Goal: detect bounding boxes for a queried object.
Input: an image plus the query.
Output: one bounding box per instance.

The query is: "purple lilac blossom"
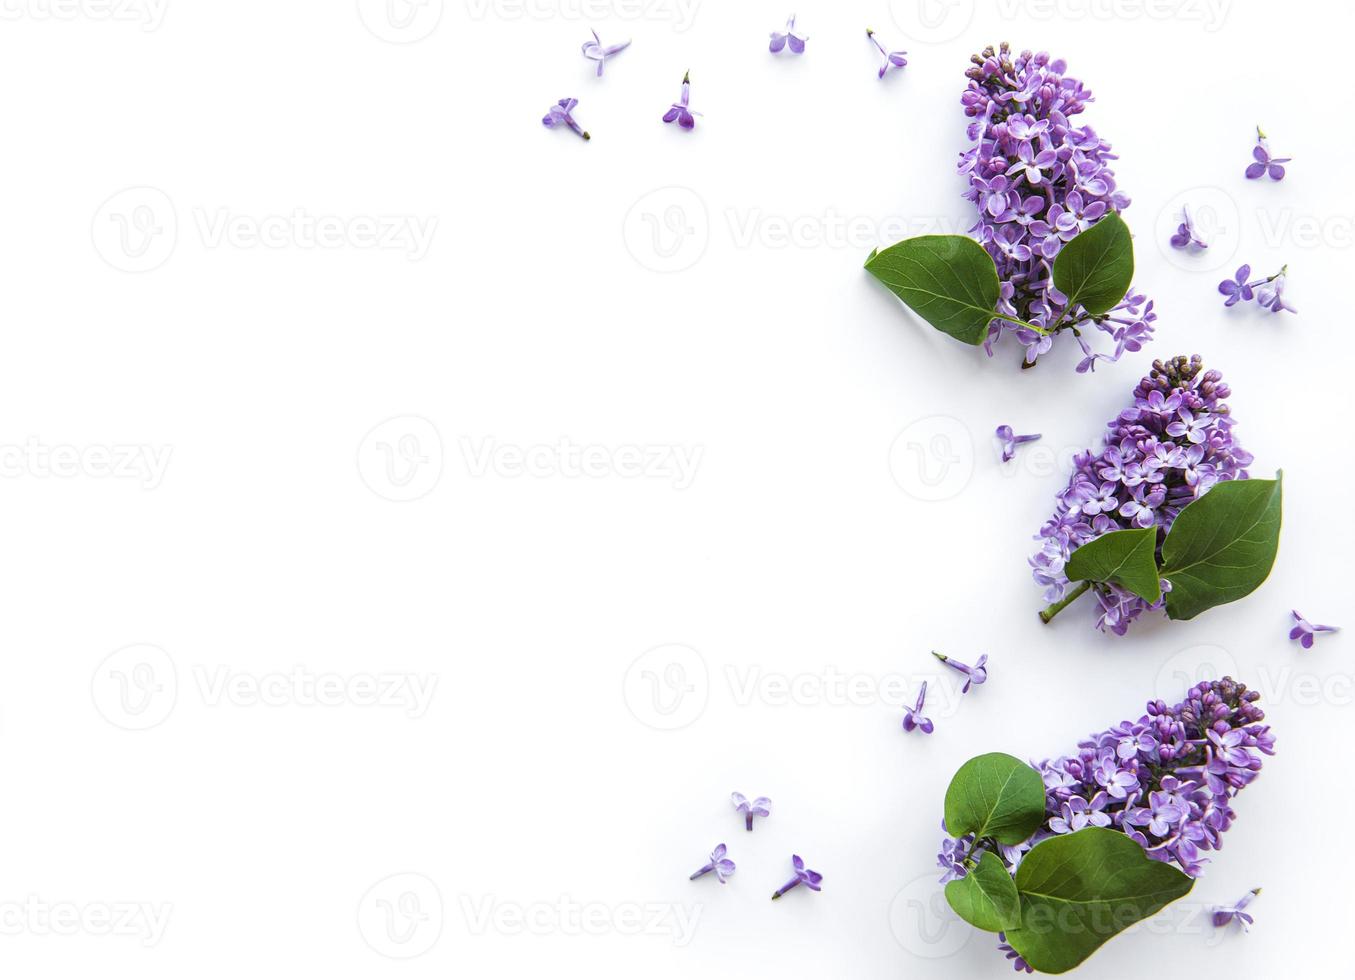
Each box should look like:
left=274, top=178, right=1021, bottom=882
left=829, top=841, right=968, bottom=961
left=769, top=15, right=806, bottom=54
left=1245, top=127, right=1290, bottom=181
left=771, top=854, right=822, bottom=899
left=542, top=98, right=589, bottom=140
left=902, top=681, right=934, bottom=734
left=866, top=28, right=907, bottom=78
left=1218, top=264, right=1296, bottom=314
left=662, top=71, right=700, bottom=130
left=996, top=424, right=1041, bottom=462
left=999, top=936, right=1034, bottom=973
left=937, top=679, right=1274, bottom=970
left=580, top=30, right=630, bottom=77
left=689, top=843, right=736, bottom=883
left=933, top=652, right=988, bottom=693
left=1169, top=205, right=1208, bottom=249
left=960, top=43, right=1155, bottom=370
left=1212, top=887, right=1261, bottom=930
left=1031, top=356, right=1254, bottom=634
left=731, top=792, right=772, bottom=830
left=1289, top=610, right=1339, bottom=649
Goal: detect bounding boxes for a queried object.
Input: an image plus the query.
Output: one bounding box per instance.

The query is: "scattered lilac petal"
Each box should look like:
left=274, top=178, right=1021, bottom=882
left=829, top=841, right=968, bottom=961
left=770, top=14, right=806, bottom=55
left=689, top=843, right=736, bottom=884
left=580, top=30, right=630, bottom=77
left=1245, top=127, right=1290, bottom=181
left=996, top=424, right=1041, bottom=462
left=542, top=97, right=589, bottom=141
left=1212, top=888, right=1261, bottom=931
left=1169, top=205, right=1208, bottom=250
left=902, top=681, right=934, bottom=734
left=771, top=854, right=822, bottom=899
left=866, top=28, right=907, bottom=78
left=1290, top=610, right=1339, bottom=649
left=661, top=71, right=701, bottom=130
left=731, top=792, right=772, bottom=830
left=933, top=651, right=987, bottom=693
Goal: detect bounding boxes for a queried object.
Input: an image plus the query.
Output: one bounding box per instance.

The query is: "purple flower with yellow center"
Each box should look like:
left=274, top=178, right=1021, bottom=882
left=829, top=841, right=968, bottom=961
left=731, top=792, right=772, bottom=830
left=1212, top=887, right=1261, bottom=931
left=1245, top=127, right=1290, bottom=181
left=771, top=854, right=822, bottom=899
left=1290, top=610, right=1339, bottom=649
left=769, top=14, right=806, bottom=54
left=541, top=98, right=589, bottom=141
left=866, top=28, right=907, bottom=78
left=662, top=71, right=700, bottom=130
left=902, top=681, right=934, bottom=734
left=580, top=30, right=630, bottom=77
left=689, top=843, right=736, bottom=883
left=1169, top=205, right=1209, bottom=249
left=996, top=424, right=1041, bottom=462
left=932, top=651, right=988, bottom=693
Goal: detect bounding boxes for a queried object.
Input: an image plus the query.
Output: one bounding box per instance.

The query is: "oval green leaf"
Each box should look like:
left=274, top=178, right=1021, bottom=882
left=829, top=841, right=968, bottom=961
left=944, top=849, right=1021, bottom=933
left=1051, top=212, right=1134, bottom=315
left=864, top=235, right=1000, bottom=345
left=1004, top=827, right=1194, bottom=974
left=943, top=752, right=1046, bottom=845
left=1064, top=527, right=1162, bottom=603
left=1160, top=473, right=1283, bottom=621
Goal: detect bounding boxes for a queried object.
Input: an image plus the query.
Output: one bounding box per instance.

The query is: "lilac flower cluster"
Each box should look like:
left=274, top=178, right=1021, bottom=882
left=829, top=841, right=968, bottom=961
left=1031, top=355, right=1254, bottom=634
left=938, top=679, right=1275, bottom=969
left=959, top=43, right=1155, bottom=370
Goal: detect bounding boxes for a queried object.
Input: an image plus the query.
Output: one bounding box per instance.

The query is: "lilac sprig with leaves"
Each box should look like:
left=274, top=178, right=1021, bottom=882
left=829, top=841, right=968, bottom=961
left=1032, top=356, right=1282, bottom=633
left=934, top=678, right=1274, bottom=973
left=865, top=43, right=1154, bottom=371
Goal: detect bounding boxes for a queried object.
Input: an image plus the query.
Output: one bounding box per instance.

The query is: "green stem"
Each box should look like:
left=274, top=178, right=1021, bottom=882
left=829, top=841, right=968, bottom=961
left=1038, top=581, right=1091, bottom=624
left=992, top=312, right=1050, bottom=336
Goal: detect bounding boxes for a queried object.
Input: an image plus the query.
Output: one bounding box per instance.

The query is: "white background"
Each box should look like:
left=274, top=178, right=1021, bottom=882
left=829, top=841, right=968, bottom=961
left=1, top=0, right=1350, bottom=977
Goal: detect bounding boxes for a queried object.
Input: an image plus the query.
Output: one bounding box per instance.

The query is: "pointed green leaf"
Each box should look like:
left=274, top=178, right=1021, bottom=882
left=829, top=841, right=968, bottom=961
left=1004, top=827, right=1194, bottom=974
left=944, top=849, right=1021, bottom=932
left=943, top=753, right=1046, bottom=845
left=1159, top=473, right=1283, bottom=621
left=1051, top=212, right=1134, bottom=315
left=1064, top=527, right=1162, bottom=603
left=864, top=235, right=1000, bottom=345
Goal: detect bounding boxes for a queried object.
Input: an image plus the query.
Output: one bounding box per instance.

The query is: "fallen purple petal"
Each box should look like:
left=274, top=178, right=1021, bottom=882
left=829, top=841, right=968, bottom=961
left=866, top=28, right=907, bottom=78
left=731, top=791, right=772, bottom=830
left=996, top=424, right=1041, bottom=462
left=1289, top=610, right=1338, bottom=649
left=542, top=97, right=589, bottom=140
left=933, top=651, right=988, bottom=693
left=689, top=843, right=736, bottom=883
left=902, top=681, right=934, bottom=734
left=771, top=854, right=822, bottom=899
left=580, top=29, right=630, bottom=77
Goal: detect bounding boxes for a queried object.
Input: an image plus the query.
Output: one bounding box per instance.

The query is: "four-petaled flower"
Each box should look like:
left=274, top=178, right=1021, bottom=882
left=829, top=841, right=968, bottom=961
left=542, top=98, right=589, bottom=141
left=933, top=652, right=987, bottom=693
left=1245, top=127, right=1290, bottom=181
left=771, top=854, right=822, bottom=899
left=689, top=843, right=736, bottom=884
left=866, top=28, right=906, bottom=78
left=580, top=30, right=630, bottom=77
left=1289, top=610, right=1339, bottom=649
left=1048, top=792, right=1112, bottom=834
left=996, top=424, right=1041, bottom=463
left=1212, top=888, right=1261, bottom=931
left=662, top=71, right=701, bottom=130
left=769, top=14, right=806, bottom=54
left=731, top=792, right=772, bottom=830
left=1169, top=205, right=1209, bottom=249
left=1218, top=265, right=1254, bottom=307
left=902, top=681, right=933, bottom=734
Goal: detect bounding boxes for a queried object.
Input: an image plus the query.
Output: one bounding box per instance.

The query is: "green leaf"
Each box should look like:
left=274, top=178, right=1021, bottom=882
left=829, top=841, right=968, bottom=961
left=1064, top=527, right=1162, bottom=603
left=944, top=849, right=1021, bottom=932
left=943, top=753, right=1046, bottom=845
left=1051, top=212, right=1134, bottom=315
left=1004, top=827, right=1194, bottom=974
left=864, top=235, right=1000, bottom=345
left=1159, top=473, right=1283, bottom=621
